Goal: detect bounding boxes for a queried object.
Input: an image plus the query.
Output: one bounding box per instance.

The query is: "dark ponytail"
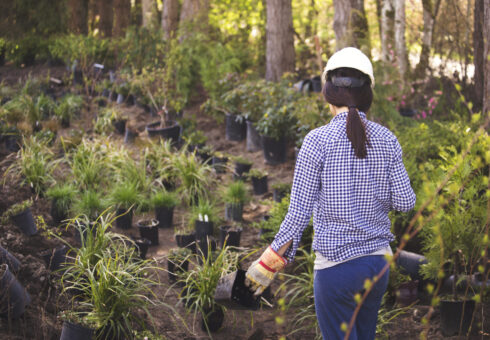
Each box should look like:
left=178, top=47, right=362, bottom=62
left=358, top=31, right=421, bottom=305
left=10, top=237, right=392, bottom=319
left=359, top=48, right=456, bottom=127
left=322, top=68, right=373, bottom=159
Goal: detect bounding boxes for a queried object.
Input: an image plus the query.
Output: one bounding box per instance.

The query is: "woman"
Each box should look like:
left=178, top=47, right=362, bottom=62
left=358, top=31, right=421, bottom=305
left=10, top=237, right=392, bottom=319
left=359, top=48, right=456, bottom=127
left=245, top=47, right=416, bottom=340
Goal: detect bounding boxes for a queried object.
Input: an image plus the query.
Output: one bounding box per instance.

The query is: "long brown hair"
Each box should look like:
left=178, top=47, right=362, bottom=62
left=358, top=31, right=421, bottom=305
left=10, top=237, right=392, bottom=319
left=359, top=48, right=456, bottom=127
left=322, top=67, right=373, bottom=158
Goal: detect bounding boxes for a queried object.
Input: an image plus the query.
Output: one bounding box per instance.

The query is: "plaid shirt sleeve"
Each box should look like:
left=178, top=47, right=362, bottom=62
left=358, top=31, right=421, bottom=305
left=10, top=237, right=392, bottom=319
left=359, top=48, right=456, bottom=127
left=270, top=131, right=323, bottom=262
left=390, top=138, right=416, bottom=211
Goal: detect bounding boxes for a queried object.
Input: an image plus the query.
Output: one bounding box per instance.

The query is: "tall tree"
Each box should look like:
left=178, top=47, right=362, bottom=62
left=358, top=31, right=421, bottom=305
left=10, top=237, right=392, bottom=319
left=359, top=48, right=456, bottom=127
left=332, top=0, right=370, bottom=55
left=113, top=0, right=131, bottom=37
left=483, top=0, right=490, bottom=116
left=179, top=0, right=209, bottom=28
left=394, top=0, right=409, bottom=78
left=381, top=0, right=395, bottom=62
left=142, top=0, right=156, bottom=28
left=265, top=0, right=295, bottom=81
left=162, top=0, right=180, bottom=39
left=98, top=0, right=113, bottom=37
left=474, top=0, right=484, bottom=111
left=69, top=0, right=89, bottom=34
left=414, top=0, right=442, bottom=79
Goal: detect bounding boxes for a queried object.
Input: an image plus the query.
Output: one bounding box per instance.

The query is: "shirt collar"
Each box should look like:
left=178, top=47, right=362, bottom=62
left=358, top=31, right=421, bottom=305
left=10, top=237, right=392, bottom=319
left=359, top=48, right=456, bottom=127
left=332, top=111, right=367, bottom=122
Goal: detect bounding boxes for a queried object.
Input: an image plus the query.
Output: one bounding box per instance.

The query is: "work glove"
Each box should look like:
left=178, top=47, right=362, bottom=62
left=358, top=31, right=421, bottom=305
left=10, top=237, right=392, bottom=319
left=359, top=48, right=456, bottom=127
left=245, top=246, right=287, bottom=296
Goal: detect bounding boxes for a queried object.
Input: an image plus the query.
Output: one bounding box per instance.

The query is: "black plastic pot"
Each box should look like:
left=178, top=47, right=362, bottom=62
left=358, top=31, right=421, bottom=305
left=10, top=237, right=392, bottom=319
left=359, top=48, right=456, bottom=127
left=0, top=264, right=31, bottom=319
left=225, top=203, right=243, bottom=222
left=5, top=134, right=21, bottom=152
left=113, top=119, right=126, bottom=135
left=133, top=238, right=151, bottom=260
left=73, top=70, right=84, bottom=86
left=214, top=269, right=261, bottom=310
left=251, top=176, right=268, bottom=195
left=115, top=208, right=133, bottom=230
left=440, top=299, right=475, bottom=336
left=155, top=206, right=174, bottom=229
left=195, top=220, right=214, bottom=241
left=102, top=88, right=111, bottom=98
left=197, top=149, right=212, bottom=164
left=146, top=121, right=181, bottom=146
left=225, top=113, right=246, bottom=141
left=110, top=91, right=118, bottom=102
left=395, top=280, right=418, bottom=306
left=61, top=117, right=70, bottom=128
left=201, top=307, right=224, bottom=333
left=137, top=219, right=159, bottom=246
left=175, top=233, right=196, bottom=252
left=246, top=120, right=262, bottom=152
left=50, top=200, right=68, bottom=225
left=126, top=94, right=135, bottom=106
left=60, top=321, right=94, bottom=340
left=261, top=135, right=287, bottom=165
left=396, top=250, right=427, bottom=281
left=124, top=129, right=137, bottom=144
left=273, top=188, right=289, bottom=203
left=234, top=162, right=252, bottom=181
left=41, top=245, right=67, bottom=271
left=219, top=226, right=242, bottom=248
left=0, top=246, right=21, bottom=274
left=212, top=156, right=228, bottom=174
left=11, top=208, right=37, bottom=236
left=399, top=108, right=417, bottom=117
left=167, top=258, right=189, bottom=284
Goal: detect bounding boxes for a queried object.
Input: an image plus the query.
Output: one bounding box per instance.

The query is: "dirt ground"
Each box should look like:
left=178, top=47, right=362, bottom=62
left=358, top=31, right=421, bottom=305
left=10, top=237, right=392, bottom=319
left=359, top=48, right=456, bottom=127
left=0, top=64, right=488, bottom=340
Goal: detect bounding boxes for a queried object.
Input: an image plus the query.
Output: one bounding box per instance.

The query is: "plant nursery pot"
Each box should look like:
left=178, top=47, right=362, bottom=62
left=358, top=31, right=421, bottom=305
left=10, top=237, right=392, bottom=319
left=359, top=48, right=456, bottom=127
left=113, top=119, right=126, bottom=135
left=440, top=299, right=475, bottom=337
left=41, top=245, right=67, bottom=271
left=102, top=88, right=111, bottom=98
left=110, top=91, right=118, bottom=102
left=396, top=250, right=427, bottom=281
left=262, top=135, right=287, bottom=165
left=146, top=121, right=181, bottom=146
left=195, top=220, right=214, bottom=241
left=167, top=258, right=189, bottom=284
left=252, top=176, right=268, bottom=195
left=399, top=108, right=417, bottom=117
left=11, top=208, right=37, bottom=236
left=212, top=156, right=228, bottom=174
left=72, top=70, right=84, bottom=86
left=124, top=129, right=137, bottom=144
left=0, top=264, right=31, bottom=319
left=234, top=162, right=252, bottom=181
left=50, top=200, right=67, bottom=225
left=137, top=219, right=159, bottom=246
left=0, top=246, right=21, bottom=274
left=225, top=113, right=246, bottom=141
left=175, top=233, right=196, bottom=252
left=246, top=120, right=262, bottom=152
left=115, top=208, right=133, bottom=230
left=395, top=280, right=419, bottom=306
left=201, top=307, right=224, bottom=333
left=225, top=203, right=243, bottom=222
left=273, top=188, right=288, bottom=203
left=5, top=134, right=21, bottom=152
left=197, top=149, right=212, bottom=164
left=214, top=269, right=261, bottom=310
left=126, top=94, right=135, bottom=106
left=155, top=206, right=174, bottom=229
left=60, top=321, right=94, bottom=340
left=133, top=238, right=151, bottom=260
left=61, top=117, right=70, bottom=128
left=219, top=225, right=242, bottom=248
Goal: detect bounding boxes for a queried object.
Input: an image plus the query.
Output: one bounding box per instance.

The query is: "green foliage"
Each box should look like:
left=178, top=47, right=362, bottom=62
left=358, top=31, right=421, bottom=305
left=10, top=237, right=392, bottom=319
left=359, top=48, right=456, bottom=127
left=292, top=94, right=330, bottom=147
left=2, top=199, right=32, bottom=221
left=117, top=27, right=166, bottom=70
left=7, top=34, right=39, bottom=67
left=72, top=190, right=106, bottom=221
left=109, top=183, right=142, bottom=210
left=190, top=199, right=220, bottom=224
left=46, top=183, right=78, bottom=213
left=247, top=168, right=268, bottom=179
left=55, top=94, right=83, bottom=124
left=255, top=194, right=290, bottom=241
left=222, top=181, right=248, bottom=205
left=150, top=190, right=179, bottom=209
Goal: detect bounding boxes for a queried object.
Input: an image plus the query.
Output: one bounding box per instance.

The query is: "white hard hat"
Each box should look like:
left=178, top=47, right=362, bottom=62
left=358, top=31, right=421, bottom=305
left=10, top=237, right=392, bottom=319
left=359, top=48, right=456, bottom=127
left=322, top=47, right=375, bottom=87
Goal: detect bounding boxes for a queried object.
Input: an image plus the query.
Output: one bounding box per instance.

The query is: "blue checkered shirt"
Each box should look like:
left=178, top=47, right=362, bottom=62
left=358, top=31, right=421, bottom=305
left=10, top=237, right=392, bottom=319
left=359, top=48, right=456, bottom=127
left=271, top=111, right=415, bottom=262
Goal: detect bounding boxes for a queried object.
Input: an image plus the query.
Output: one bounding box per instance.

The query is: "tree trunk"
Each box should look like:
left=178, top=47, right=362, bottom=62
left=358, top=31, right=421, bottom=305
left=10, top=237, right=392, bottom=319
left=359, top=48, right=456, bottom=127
left=394, top=0, right=409, bottom=79
left=474, top=0, right=485, bottom=112
left=414, top=0, right=441, bottom=79
left=113, top=0, right=131, bottom=37
left=179, top=0, right=210, bottom=25
left=483, top=0, right=490, bottom=116
left=375, top=0, right=382, bottom=44
left=162, top=0, right=180, bottom=39
left=265, top=0, right=295, bottom=81
left=132, top=0, right=142, bottom=26
left=333, top=0, right=370, bottom=54
left=381, top=0, right=395, bottom=62
left=98, top=0, right=113, bottom=37
left=68, top=0, right=89, bottom=34
left=142, top=0, right=156, bottom=28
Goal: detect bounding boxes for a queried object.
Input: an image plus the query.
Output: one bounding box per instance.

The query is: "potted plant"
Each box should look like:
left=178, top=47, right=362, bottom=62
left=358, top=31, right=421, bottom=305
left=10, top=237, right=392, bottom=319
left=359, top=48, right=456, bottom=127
left=191, top=199, right=220, bottom=241
left=109, top=183, right=142, bottom=230
left=196, top=144, right=214, bottom=164
left=0, top=263, right=31, bottom=319
left=219, top=223, right=243, bottom=248
left=55, top=94, right=83, bottom=128
left=223, top=181, right=249, bottom=222
left=151, top=190, right=178, bottom=229
left=174, top=222, right=196, bottom=253
left=137, top=219, right=160, bottom=246
left=59, top=312, right=95, bottom=340
left=184, top=130, right=208, bottom=152
left=211, top=151, right=229, bottom=174
left=124, top=122, right=138, bottom=144
left=2, top=200, right=37, bottom=236
left=46, top=183, right=78, bottom=225
left=271, top=182, right=291, bottom=203
left=146, top=106, right=181, bottom=146
left=248, top=169, right=268, bottom=195
left=233, top=156, right=252, bottom=181
left=167, top=247, right=191, bottom=285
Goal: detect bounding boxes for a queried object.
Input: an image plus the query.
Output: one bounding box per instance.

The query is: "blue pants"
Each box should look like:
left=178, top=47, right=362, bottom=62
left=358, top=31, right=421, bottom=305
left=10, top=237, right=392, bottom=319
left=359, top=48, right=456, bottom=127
left=313, top=255, right=389, bottom=340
